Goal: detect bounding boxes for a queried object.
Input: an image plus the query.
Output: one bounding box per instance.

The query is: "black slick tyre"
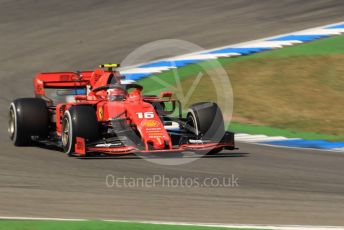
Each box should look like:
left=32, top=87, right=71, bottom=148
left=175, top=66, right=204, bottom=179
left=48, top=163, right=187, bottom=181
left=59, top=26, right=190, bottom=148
left=9, top=98, right=49, bottom=146
left=61, top=106, right=99, bottom=156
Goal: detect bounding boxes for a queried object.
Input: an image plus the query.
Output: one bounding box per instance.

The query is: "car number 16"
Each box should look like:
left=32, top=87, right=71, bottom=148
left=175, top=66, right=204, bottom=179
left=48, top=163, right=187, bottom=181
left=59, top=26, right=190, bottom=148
left=136, top=112, right=154, bottom=119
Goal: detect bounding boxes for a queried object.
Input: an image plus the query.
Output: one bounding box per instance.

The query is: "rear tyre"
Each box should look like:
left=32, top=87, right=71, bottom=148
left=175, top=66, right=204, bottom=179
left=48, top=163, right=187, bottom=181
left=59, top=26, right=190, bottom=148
left=187, top=102, right=225, bottom=154
left=8, top=98, right=49, bottom=146
left=62, top=106, right=99, bottom=156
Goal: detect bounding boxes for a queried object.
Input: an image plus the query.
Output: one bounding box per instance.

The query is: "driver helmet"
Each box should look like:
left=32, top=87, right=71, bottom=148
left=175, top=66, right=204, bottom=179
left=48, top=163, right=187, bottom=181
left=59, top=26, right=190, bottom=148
left=107, top=87, right=126, bottom=101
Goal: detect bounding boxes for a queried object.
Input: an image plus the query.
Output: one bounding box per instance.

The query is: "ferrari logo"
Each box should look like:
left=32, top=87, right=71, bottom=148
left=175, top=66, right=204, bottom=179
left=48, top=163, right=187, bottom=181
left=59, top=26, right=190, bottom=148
left=142, top=120, right=160, bottom=127
left=98, top=107, right=104, bottom=120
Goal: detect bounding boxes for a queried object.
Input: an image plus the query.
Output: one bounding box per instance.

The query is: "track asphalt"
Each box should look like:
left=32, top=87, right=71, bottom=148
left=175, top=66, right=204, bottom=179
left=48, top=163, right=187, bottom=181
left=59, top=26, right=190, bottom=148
left=0, top=0, right=344, bottom=225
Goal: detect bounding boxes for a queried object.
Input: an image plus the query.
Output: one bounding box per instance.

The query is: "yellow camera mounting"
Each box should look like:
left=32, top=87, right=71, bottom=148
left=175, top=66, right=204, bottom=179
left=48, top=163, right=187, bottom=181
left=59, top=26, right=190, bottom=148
left=99, top=63, right=120, bottom=72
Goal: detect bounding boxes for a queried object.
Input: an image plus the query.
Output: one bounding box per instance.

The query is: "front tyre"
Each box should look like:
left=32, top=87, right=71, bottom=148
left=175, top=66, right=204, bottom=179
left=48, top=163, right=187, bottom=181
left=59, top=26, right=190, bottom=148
left=187, top=102, right=225, bottom=154
left=62, top=106, right=99, bottom=156
left=187, top=102, right=225, bottom=141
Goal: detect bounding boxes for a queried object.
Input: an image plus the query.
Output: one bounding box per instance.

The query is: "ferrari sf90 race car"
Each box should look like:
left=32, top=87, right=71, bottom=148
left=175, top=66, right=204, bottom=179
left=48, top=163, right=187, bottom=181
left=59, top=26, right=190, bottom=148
left=8, top=64, right=235, bottom=156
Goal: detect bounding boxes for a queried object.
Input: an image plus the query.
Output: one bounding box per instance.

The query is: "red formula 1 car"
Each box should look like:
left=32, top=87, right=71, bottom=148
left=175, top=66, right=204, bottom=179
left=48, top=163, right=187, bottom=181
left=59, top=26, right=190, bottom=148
left=8, top=64, right=235, bottom=156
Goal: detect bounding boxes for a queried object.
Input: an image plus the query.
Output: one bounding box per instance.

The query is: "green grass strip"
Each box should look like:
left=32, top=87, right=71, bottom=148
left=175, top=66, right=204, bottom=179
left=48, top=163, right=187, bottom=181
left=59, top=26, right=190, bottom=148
left=229, top=122, right=344, bottom=141
left=0, top=220, right=270, bottom=230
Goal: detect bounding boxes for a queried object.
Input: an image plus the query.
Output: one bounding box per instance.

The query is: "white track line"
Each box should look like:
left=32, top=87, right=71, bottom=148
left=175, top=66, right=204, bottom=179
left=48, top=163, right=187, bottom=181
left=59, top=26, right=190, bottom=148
left=233, top=133, right=344, bottom=151
left=325, top=28, right=344, bottom=32
left=119, top=53, right=242, bottom=75
left=293, top=28, right=341, bottom=35
left=234, top=134, right=299, bottom=142
left=126, top=220, right=344, bottom=230
left=236, top=136, right=294, bottom=142
left=332, top=147, right=344, bottom=151
left=237, top=140, right=344, bottom=153
left=175, top=53, right=242, bottom=59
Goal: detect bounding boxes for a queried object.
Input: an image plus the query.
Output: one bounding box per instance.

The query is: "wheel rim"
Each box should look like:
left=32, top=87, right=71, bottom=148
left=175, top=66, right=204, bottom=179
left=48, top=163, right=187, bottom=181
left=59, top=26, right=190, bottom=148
left=8, top=108, right=15, bottom=140
left=186, top=114, right=198, bottom=135
left=62, top=117, right=70, bottom=147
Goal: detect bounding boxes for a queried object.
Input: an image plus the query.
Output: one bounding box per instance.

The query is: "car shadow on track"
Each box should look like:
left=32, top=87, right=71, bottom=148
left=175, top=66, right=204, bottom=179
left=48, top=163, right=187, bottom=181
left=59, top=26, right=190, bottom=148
left=77, top=151, right=250, bottom=160
left=33, top=143, right=249, bottom=159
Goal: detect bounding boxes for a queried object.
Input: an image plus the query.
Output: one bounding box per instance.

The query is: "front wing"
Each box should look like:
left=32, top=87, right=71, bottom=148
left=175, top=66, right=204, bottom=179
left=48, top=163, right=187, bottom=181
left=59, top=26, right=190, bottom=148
left=74, top=132, right=235, bottom=156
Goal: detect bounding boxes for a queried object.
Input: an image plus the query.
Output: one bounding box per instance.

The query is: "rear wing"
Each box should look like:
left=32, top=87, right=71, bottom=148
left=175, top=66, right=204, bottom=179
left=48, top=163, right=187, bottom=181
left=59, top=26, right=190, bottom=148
left=34, top=64, right=123, bottom=96
left=33, top=71, right=93, bottom=96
